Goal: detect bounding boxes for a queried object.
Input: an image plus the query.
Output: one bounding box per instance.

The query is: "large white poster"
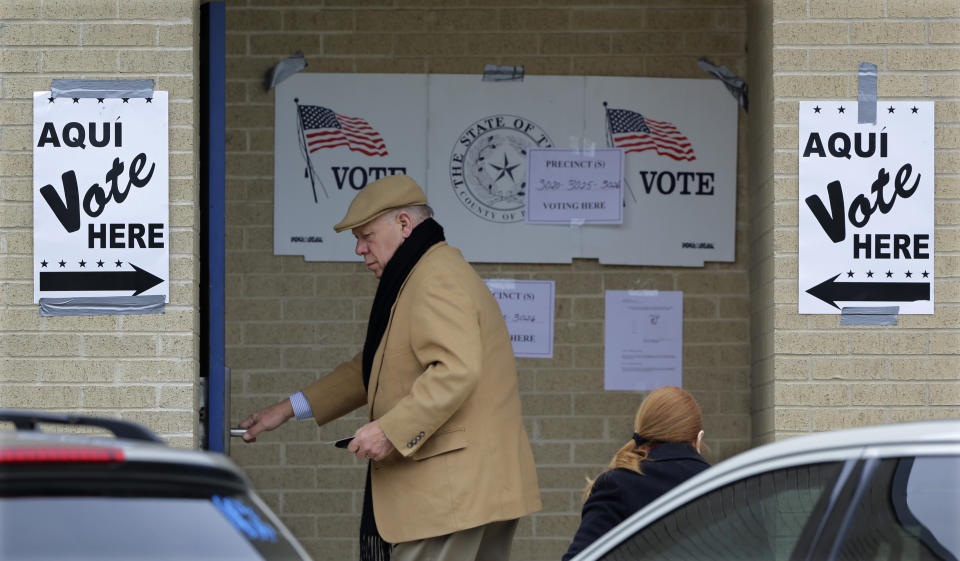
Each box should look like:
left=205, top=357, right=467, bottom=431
left=33, top=92, right=169, bottom=302
left=798, top=101, right=934, bottom=314
left=274, top=73, right=738, bottom=266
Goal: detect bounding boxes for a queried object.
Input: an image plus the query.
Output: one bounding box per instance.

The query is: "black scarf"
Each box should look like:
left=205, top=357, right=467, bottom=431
left=360, top=217, right=444, bottom=561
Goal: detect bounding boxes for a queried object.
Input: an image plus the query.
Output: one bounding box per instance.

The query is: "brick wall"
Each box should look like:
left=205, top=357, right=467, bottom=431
left=224, top=2, right=749, bottom=560
left=0, top=0, right=200, bottom=446
left=768, top=0, right=960, bottom=438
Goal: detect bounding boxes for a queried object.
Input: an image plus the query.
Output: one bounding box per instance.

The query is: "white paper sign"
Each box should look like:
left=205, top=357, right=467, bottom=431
left=799, top=101, right=934, bottom=314
left=485, top=279, right=554, bottom=359
left=33, top=92, right=169, bottom=303
left=274, top=73, right=738, bottom=267
left=604, top=291, right=683, bottom=391
left=525, top=148, right=623, bottom=225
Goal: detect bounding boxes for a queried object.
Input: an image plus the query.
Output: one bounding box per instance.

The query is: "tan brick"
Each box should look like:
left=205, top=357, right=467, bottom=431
left=810, top=357, right=885, bottom=380
left=774, top=23, right=848, bottom=45
left=83, top=386, right=156, bottom=408
left=82, top=24, right=156, bottom=46
left=567, top=9, right=639, bottom=31
left=877, top=74, right=926, bottom=97
left=773, top=75, right=847, bottom=97
left=285, top=491, right=353, bottom=515
left=249, top=34, right=322, bottom=56
left=41, top=49, right=116, bottom=72
left=889, top=49, right=960, bottom=71
left=851, top=383, right=925, bottom=406
left=772, top=2, right=807, bottom=19
left=808, top=48, right=883, bottom=72
left=849, top=332, right=928, bottom=355
left=611, top=32, right=677, bottom=55
left=119, top=0, right=193, bottom=19
left=158, top=24, right=193, bottom=48
left=0, top=23, right=80, bottom=46
left=1, top=49, right=42, bottom=72
left=811, top=408, right=885, bottom=430
left=774, top=48, right=806, bottom=70
left=684, top=32, right=745, bottom=54
left=1, top=334, right=80, bottom=356
left=280, top=9, right=354, bottom=32
left=42, top=0, right=116, bottom=19
left=775, top=408, right=811, bottom=431
left=0, top=384, right=82, bottom=408
left=850, top=22, right=926, bottom=45
left=888, top=0, right=960, bottom=17
left=324, top=33, right=395, bottom=56
left=82, top=335, right=157, bottom=357
left=930, top=332, right=960, bottom=354
left=117, top=49, right=193, bottom=73
left=0, top=359, right=38, bottom=382
left=776, top=382, right=850, bottom=406
left=810, top=0, right=883, bottom=18
left=0, top=0, right=41, bottom=18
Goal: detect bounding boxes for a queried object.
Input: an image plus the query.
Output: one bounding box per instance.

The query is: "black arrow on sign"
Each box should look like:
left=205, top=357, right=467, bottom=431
left=806, top=273, right=930, bottom=309
left=39, top=264, right=163, bottom=296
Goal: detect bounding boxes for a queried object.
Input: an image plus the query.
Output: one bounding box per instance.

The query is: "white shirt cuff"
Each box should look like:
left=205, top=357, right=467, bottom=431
left=289, top=392, right=314, bottom=420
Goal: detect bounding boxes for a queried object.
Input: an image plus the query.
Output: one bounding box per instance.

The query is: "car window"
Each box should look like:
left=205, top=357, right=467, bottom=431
left=598, top=462, right=844, bottom=561
left=0, top=494, right=304, bottom=561
left=833, top=456, right=959, bottom=561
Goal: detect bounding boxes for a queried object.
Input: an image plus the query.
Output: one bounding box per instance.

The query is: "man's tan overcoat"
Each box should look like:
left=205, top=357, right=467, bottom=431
left=301, top=242, right=542, bottom=544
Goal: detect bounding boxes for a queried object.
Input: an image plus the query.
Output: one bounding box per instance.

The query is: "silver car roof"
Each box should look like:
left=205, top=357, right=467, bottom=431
left=573, top=419, right=960, bottom=561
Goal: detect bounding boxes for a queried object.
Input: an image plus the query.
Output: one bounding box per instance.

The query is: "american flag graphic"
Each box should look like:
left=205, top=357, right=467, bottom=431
left=297, top=104, right=388, bottom=157
left=605, top=107, right=695, bottom=161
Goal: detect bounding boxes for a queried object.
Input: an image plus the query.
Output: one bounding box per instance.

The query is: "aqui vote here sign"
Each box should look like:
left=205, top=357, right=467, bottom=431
left=33, top=92, right=169, bottom=303
left=798, top=101, right=934, bottom=314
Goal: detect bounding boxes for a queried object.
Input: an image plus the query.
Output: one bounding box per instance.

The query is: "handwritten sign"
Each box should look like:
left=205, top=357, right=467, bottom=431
left=799, top=101, right=934, bottom=314
left=525, top=148, right=623, bottom=225
left=33, top=92, right=169, bottom=303
left=485, top=279, right=554, bottom=358
left=604, top=291, right=683, bottom=391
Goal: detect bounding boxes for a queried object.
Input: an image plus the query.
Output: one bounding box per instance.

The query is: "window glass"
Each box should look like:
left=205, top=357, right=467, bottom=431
left=835, top=456, right=959, bottom=561
left=599, top=462, right=844, bottom=561
left=0, top=495, right=304, bottom=561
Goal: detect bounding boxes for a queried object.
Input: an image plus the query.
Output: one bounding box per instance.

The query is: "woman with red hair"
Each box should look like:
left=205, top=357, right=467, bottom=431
left=562, top=386, right=710, bottom=560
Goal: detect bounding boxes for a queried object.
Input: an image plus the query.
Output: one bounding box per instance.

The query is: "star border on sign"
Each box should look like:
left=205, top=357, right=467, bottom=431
left=72, top=98, right=79, bottom=103
left=922, top=271, right=929, bottom=278
left=58, top=260, right=66, bottom=268
left=813, top=105, right=822, bottom=113
left=866, top=270, right=874, bottom=278
left=846, top=270, right=854, bottom=278
left=905, top=271, right=913, bottom=278
left=97, top=260, right=104, bottom=268
left=885, top=270, right=893, bottom=278
left=40, top=260, right=48, bottom=268
left=838, top=106, right=846, bottom=114
left=911, top=106, right=919, bottom=113
left=115, top=260, right=123, bottom=267
left=78, top=260, right=86, bottom=268
left=887, top=106, right=895, bottom=113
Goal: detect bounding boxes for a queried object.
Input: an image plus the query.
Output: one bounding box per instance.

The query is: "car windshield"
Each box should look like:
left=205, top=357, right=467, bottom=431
left=0, top=494, right=303, bottom=561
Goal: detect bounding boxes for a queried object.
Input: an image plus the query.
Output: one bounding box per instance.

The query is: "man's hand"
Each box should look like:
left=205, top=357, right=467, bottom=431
left=348, top=420, right=396, bottom=461
left=239, top=399, right=295, bottom=443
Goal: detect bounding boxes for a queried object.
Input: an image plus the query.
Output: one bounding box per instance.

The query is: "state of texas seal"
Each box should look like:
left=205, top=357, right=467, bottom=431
left=449, top=115, right=553, bottom=223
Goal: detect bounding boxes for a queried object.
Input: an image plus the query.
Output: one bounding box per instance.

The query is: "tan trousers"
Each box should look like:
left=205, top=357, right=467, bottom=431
left=391, top=519, right=519, bottom=561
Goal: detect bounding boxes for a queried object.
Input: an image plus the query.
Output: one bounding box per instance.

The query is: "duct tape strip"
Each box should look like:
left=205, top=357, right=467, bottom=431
left=857, top=62, right=878, bottom=125
left=696, top=57, right=748, bottom=111
left=265, top=51, right=307, bottom=90
left=39, top=295, right=165, bottom=317
left=482, top=64, right=524, bottom=82
left=840, top=306, right=898, bottom=326
left=50, top=79, right=154, bottom=99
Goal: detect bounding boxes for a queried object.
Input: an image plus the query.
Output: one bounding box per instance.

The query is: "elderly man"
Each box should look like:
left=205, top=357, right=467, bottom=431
left=239, top=175, right=541, bottom=561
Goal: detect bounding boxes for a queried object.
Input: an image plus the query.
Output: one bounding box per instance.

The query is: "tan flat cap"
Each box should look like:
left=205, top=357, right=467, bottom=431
left=333, top=175, right=428, bottom=233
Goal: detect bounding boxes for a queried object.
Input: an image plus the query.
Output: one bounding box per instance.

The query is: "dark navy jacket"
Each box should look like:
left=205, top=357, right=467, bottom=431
left=562, top=442, right=710, bottom=561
